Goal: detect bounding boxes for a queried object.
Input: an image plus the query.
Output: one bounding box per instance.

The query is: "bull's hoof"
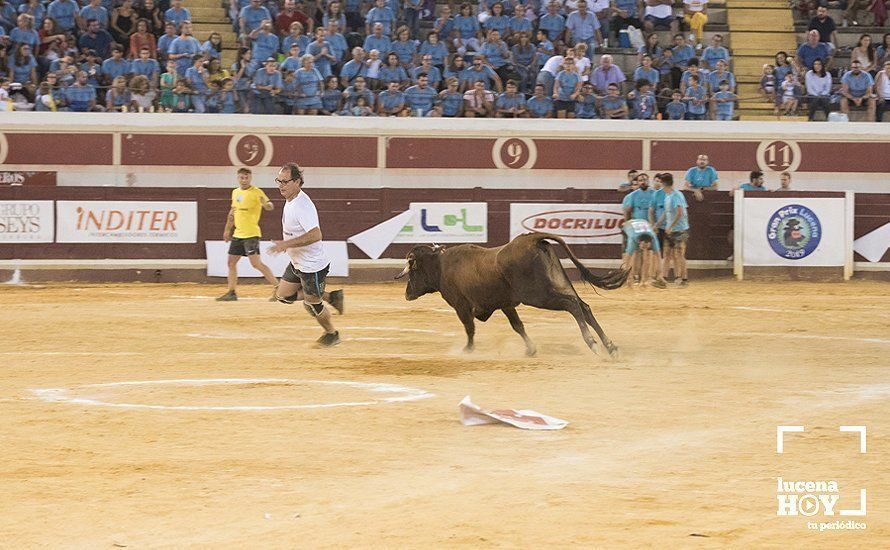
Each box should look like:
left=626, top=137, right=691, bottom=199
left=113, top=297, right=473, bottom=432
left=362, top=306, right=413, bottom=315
left=607, top=345, right=620, bottom=359
left=525, top=347, right=537, bottom=358
left=463, top=345, right=474, bottom=353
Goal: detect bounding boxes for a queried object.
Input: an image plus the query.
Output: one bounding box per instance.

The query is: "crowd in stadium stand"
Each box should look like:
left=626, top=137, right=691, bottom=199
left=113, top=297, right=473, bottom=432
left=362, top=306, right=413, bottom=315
left=0, top=0, right=751, bottom=118
left=781, top=2, right=889, bottom=120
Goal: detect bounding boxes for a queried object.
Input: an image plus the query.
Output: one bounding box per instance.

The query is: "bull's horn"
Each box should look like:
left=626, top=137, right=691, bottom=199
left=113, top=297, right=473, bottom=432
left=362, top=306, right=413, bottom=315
left=394, top=264, right=410, bottom=279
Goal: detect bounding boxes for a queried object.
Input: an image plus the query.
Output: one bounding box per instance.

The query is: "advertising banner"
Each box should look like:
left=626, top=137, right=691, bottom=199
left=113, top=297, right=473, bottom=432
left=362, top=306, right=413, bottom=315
left=742, top=198, right=846, bottom=266
left=393, top=202, right=487, bottom=243
left=0, top=171, right=57, bottom=186
left=56, top=201, right=197, bottom=243
left=205, top=241, right=349, bottom=278
left=509, top=203, right=624, bottom=243
left=0, top=200, right=54, bottom=242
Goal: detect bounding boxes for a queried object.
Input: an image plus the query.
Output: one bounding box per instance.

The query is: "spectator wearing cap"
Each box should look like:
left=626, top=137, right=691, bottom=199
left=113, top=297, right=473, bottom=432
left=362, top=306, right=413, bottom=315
left=840, top=59, right=876, bottom=121
left=168, top=20, right=201, bottom=76
left=164, top=0, right=190, bottom=33
left=411, top=54, right=441, bottom=88
left=63, top=70, right=98, bottom=111
left=539, top=2, right=566, bottom=43
left=495, top=78, right=527, bottom=117
left=339, top=47, right=367, bottom=87
left=365, top=0, right=396, bottom=37
left=252, top=56, right=282, bottom=113
left=463, top=79, right=495, bottom=117
left=78, top=18, right=113, bottom=59
left=293, top=53, right=323, bottom=114
left=363, top=23, right=392, bottom=57
left=78, top=0, right=108, bottom=31
left=808, top=6, right=837, bottom=52
left=100, top=45, right=131, bottom=85
left=700, top=34, right=729, bottom=71
left=239, top=0, right=270, bottom=37
left=590, top=54, right=624, bottom=95
left=684, top=153, right=718, bottom=201
left=405, top=72, right=438, bottom=115
left=46, top=0, right=78, bottom=33
left=378, top=79, right=407, bottom=115
left=248, top=20, right=278, bottom=71
left=565, top=1, right=601, bottom=60
left=795, top=30, right=831, bottom=74
left=526, top=82, right=553, bottom=117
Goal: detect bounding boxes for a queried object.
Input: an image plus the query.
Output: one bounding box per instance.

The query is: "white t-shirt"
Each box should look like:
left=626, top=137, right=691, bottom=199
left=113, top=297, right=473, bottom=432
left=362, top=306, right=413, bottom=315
left=282, top=190, right=328, bottom=273
left=645, top=2, right=672, bottom=18
left=542, top=55, right=565, bottom=76
left=575, top=56, right=591, bottom=81
left=683, top=0, right=707, bottom=12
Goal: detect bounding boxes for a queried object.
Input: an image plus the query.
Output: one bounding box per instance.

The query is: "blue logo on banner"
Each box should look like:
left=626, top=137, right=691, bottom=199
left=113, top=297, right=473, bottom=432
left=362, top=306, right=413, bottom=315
left=766, top=204, right=822, bottom=260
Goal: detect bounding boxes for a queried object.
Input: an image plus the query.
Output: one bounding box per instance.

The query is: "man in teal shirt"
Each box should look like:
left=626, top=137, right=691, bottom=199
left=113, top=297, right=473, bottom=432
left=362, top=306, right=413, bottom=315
left=661, top=173, right=690, bottom=287
left=622, top=172, right=655, bottom=221
left=684, top=154, right=719, bottom=202
left=739, top=170, right=767, bottom=191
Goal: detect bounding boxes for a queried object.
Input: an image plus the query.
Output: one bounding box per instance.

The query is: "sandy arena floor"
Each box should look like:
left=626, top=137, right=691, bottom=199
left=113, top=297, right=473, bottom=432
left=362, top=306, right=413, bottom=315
left=1, top=279, right=888, bottom=548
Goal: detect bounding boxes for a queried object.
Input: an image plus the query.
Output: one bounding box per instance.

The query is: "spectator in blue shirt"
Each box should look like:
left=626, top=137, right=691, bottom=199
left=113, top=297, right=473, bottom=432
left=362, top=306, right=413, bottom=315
left=239, top=0, right=270, bottom=35
left=404, top=0, right=422, bottom=38
left=184, top=54, right=209, bottom=112
left=157, top=22, right=177, bottom=58
left=77, top=18, right=114, bottom=59
left=164, top=0, right=190, bottom=32
left=840, top=59, right=876, bottom=120
left=324, top=20, right=347, bottom=61
left=339, top=46, right=367, bottom=87
left=434, top=76, right=464, bottom=117
left=483, top=2, right=509, bottom=37
left=252, top=56, right=283, bottom=113
left=795, top=30, right=831, bottom=73
left=130, top=46, right=160, bottom=85
left=453, top=2, right=482, bottom=56
left=633, top=54, right=659, bottom=86
left=665, top=89, right=686, bottom=119
left=390, top=25, right=417, bottom=68
left=248, top=20, right=278, bottom=71
left=405, top=72, right=438, bottom=115
left=565, top=1, right=601, bottom=59
left=527, top=82, right=553, bottom=117
left=738, top=170, right=768, bottom=192
left=706, top=59, right=735, bottom=93
left=575, top=82, right=598, bottom=118
left=342, top=75, right=375, bottom=111
left=17, top=0, right=45, bottom=31
left=538, top=2, right=565, bottom=43
left=495, top=79, right=526, bottom=117
left=433, top=5, right=454, bottom=42
left=420, top=31, right=449, bottom=69
left=281, top=21, right=310, bottom=56
left=363, top=23, right=392, bottom=57
left=460, top=54, right=501, bottom=92
left=377, top=79, right=406, bottom=115
left=629, top=78, right=657, bottom=119
left=671, top=33, right=695, bottom=69
left=683, top=74, right=707, bottom=120
left=168, top=21, right=201, bottom=76
left=412, top=55, right=441, bottom=88
left=64, top=70, right=98, bottom=111
left=100, top=45, right=131, bottom=84
left=712, top=80, right=737, bottom=120
left=379, top=51, right=408, bottom=86
left=480, top=29, right=511, bottom=78
left=684, top=153, right=719, bottom=201
left=507, top=4, right=532, bottom=42
left=293, top=54, right=323, bottom=113
left=365, top=0, right=395, bottom=36
left=46, top=0, right=77, bottom=32
left=9, top=13, right=39, bottom=50
left=78, top=0, right=108, bottom=30
left=700, top=34, right=730, bottom=70
left=306, top=26, right=336, bottom=78
left=661, top=173, right=690, bottom=287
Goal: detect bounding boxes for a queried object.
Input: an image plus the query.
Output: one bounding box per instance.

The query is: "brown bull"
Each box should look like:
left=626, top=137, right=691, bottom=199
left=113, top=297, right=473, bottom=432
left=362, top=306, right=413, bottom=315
left=395, top=232, right=628, bottom=357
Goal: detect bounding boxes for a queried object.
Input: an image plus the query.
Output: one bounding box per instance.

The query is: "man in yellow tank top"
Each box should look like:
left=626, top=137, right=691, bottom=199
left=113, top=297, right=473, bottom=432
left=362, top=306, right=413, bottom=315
left=217, top=168, right=280, bottom=301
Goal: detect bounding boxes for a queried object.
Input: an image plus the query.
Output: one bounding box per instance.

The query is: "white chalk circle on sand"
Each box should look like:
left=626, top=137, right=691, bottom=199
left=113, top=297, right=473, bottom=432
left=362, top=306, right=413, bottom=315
left=29, top=378, right=434, bottom=411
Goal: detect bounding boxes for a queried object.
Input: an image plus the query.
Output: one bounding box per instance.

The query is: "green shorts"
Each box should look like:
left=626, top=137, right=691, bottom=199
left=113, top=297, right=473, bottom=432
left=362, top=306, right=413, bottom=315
left=665, top=230, right=689, bottom=246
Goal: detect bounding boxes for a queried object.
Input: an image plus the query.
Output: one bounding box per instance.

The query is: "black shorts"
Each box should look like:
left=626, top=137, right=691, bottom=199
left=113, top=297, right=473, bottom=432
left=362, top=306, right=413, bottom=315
left=657, top=228, right=666, bottom=251
left=554, top=99, right=575, bottom=112
left=228, top=236, right=261, bottom=256
left=282, top=263, right=329, bottom=298
left=665, top=230, right=689, bottom=247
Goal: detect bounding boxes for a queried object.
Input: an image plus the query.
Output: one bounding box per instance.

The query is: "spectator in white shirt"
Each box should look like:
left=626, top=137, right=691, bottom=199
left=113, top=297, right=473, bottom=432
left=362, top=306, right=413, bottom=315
left=805, top=57, right=831, bottom=121
left=876, top=60, right=890, bottom=122
left=643, top=0, right=677, bottom=34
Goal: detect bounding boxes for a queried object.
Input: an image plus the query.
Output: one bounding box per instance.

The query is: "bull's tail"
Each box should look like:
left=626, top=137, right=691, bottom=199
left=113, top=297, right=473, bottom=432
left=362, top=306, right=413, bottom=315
left=538, top=233, right=628, bottom=290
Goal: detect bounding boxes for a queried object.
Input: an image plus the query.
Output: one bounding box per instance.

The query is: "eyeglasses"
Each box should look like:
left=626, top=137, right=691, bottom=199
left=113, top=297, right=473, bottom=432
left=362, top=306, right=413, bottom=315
left=275, top=177, right=297, bottom=185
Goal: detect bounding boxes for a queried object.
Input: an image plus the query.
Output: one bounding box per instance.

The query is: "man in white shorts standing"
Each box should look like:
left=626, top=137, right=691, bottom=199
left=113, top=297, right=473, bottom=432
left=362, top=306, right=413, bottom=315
left=267, top=162, right=344, bottom=347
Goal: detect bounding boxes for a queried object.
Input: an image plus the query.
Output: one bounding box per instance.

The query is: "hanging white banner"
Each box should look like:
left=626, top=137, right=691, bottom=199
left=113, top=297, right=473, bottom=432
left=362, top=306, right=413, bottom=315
left=509, top=203, right=624, bottom=243
left=742, top=198, right=846, bottom=266
left=0, top=200, right=54, bottom=243
left=205, top=240, right=348, bottom=277
left=56, top=201, right=198, bottom=243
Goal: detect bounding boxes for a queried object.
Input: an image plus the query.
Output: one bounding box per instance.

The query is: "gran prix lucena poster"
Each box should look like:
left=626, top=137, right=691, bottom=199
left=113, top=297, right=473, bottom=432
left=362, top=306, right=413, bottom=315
left=56, top=201, right=198, bottom=243
left=0, top=200, right=54, bottom=242
left=509, top=203, right=624, bottom=244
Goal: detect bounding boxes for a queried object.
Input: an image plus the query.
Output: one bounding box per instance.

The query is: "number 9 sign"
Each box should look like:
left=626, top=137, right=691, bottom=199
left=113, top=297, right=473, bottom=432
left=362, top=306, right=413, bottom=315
left=492, top=137, right=537, bottom=169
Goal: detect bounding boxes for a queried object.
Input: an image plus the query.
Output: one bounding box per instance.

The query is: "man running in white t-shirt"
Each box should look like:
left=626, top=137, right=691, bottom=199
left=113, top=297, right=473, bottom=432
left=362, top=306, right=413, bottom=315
left=267, top=162, right=344, bottom=347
